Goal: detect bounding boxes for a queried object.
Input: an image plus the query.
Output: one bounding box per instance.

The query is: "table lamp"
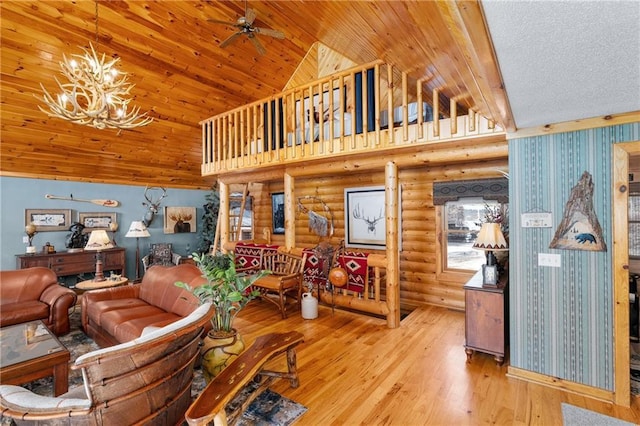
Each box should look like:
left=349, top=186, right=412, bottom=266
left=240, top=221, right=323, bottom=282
left=85, top=230, right=115, bottom=282
left=125, top=221, right=151, bottom=281
left=472, top=222, right=508, bottom=286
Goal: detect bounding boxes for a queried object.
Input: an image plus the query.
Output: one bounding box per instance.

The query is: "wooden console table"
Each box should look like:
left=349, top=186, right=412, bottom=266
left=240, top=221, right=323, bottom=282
left=464, top=269, right=509, bottom=365
left=16, top=248, right=125, bottom=278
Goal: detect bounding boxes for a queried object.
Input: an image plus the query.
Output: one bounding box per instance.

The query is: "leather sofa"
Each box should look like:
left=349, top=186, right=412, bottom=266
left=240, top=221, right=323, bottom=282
left=0, top=267, right=77, bottom=335
left=82, top=263, right=207, bottom=347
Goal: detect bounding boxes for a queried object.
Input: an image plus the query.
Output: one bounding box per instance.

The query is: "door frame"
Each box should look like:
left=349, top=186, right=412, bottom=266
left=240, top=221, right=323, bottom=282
left=613, top=141, right=640, bottom=406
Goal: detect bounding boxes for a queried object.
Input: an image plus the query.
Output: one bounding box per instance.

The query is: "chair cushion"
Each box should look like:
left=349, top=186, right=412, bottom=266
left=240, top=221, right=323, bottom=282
left=100, top=305, right=181, bottom=343
left=149, top=243, right=173, bottom=266
left=85, top=298, right=150, bottom=328
left=0, top=301, right=49, bottom=327
left=0, top=385, right=91, bottom=413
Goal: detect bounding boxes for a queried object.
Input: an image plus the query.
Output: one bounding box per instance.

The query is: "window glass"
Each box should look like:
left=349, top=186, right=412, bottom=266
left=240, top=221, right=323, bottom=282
left=444, top=199, right=505, bottom=271
left=230, top=195, right=253, bottom=240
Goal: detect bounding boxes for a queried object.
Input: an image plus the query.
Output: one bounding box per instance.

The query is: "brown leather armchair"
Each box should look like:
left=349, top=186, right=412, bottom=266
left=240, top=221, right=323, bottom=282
left=0, top=303, right=213, bottom=426
left=0, top=267, right=77, bottom=335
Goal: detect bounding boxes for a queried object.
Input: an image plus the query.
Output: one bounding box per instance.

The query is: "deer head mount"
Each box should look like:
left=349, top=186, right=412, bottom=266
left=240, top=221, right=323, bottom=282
left=352, top=204, right=384, bottom=235
left=142, top=186, right=167, bottom=227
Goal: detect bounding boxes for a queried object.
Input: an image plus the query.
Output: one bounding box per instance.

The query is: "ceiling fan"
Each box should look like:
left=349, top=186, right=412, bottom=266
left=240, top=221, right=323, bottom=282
left=208, top=0, right=285, bottom=55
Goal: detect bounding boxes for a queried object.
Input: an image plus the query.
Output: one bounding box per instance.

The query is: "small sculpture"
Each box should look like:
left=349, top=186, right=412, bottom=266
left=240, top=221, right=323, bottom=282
left=66, top=222, right=88, bottom=249
left=25, top=223, right=37, bottom=253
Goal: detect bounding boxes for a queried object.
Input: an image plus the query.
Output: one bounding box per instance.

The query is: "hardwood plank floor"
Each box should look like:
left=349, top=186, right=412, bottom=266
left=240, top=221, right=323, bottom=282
left=234, top=300, right=640, bottom=425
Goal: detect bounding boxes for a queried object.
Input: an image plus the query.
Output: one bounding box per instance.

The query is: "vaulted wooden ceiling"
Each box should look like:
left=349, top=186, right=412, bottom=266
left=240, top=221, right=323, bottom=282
left=1, top=1, right=509, bottom=189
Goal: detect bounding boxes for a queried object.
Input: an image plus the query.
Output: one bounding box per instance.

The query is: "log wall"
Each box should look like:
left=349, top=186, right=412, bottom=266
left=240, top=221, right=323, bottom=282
left=244, top=156, right=508, bottom=311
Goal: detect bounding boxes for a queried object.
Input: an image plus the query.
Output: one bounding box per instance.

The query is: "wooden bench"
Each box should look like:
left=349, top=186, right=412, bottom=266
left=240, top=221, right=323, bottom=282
left=184, top=331, right=305, bottom=426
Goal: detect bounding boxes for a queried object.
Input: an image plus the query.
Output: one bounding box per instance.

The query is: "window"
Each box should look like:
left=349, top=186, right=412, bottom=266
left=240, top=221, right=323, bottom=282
left=230, top=195, right=253, bottom=241
left=443, top=198, right=504, bottom=272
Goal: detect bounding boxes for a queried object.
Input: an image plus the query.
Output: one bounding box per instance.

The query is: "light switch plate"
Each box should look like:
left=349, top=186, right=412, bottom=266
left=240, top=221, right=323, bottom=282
left=22, top=236, right=29, bottom=244
left=538, top=253, right=561, bottom=267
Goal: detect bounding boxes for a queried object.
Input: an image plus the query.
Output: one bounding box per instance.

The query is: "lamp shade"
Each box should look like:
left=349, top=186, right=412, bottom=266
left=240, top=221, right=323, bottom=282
left=125, top=221, right=151, bottom=238
left=472, top=223, right=508, bottom=251
left=85, top=230, right=114, bottom=251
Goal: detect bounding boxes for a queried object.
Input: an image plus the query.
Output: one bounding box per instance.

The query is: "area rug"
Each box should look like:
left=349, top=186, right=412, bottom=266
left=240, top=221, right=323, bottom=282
left=15, top=308, right=306, bottom=426
left=561, top=403, right=634, bottom=426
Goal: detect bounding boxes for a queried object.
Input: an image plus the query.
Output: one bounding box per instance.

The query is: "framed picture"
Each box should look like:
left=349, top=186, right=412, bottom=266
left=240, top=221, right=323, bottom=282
left=164, top=206, right=196, bottom=234
left=272, top=192, right=285, bottom=234
left=25, top=209, right=72, bottom=232
left=345, top=186, right=387, bottom=249
left=482, top=264, right=499, bottom=287
left=78, top=212, right=117, bottom=233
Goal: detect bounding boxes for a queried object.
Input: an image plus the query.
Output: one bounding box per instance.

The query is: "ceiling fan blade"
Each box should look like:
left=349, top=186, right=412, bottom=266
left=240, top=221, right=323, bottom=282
left=207, top=18, right=238, bottom=26
left=220, top=31, right=243, bottom=48
left=248, top=34, right=266, bottom=55
left=253, top=27, right=285, bottom=39
left=245, top=7, right=257, bottom=26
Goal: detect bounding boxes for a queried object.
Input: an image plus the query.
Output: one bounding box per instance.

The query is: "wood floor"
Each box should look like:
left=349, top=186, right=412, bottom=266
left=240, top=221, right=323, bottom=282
left=234, top=300, right=640, bottom=425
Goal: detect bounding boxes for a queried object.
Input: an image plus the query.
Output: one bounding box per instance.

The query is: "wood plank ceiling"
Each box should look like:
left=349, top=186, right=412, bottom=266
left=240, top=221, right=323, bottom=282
left=0, top=1, right=508, bottom=189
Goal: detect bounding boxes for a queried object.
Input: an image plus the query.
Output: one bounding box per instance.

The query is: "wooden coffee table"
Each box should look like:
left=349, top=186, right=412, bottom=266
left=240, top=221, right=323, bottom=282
left=0, top=320, right=70, bottom=396
left=76, top=276, right=128, bottom=290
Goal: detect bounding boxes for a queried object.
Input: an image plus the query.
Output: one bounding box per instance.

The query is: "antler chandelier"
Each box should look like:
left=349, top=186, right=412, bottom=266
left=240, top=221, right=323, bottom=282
left=38, top=2, right=152, bottom=130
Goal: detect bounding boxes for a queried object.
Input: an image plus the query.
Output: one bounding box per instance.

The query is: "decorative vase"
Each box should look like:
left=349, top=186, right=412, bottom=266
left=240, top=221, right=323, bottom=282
left=200, top=329, right=245, bottom=382
left=301, top=292, right=318, bottom=319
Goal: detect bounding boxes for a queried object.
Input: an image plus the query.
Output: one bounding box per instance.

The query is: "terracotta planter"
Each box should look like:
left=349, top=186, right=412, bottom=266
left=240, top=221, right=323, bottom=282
left=200, top=329, right=245, bottom=382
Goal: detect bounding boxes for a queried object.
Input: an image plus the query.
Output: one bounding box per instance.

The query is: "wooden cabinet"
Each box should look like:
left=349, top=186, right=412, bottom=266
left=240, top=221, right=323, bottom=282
left=464, top=270, right=508, bottom=365
left=16, top=248, right=125, bottom=278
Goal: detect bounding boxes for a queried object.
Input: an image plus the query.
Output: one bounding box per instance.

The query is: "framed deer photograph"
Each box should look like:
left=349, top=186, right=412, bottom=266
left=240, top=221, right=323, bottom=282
left=345, top=186, right=387, bottom=249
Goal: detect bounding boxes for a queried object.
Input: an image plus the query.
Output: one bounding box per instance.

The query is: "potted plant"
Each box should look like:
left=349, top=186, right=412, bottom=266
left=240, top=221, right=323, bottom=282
left=175, top=252, right=268, bottom=381
left=197, top=186, right=220, bottom=254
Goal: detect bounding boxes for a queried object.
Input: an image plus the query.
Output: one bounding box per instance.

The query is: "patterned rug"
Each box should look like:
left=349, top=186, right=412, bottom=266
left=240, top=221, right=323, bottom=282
left=303, top=247, right=371, bottom=294
left=334, top=250, right=370, bottom=294
left=235, top=242, right=279, bottom=270
left=13, top=309, right=306, bottom=426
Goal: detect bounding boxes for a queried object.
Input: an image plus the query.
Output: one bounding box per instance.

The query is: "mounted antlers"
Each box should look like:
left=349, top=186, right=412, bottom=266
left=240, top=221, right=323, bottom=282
left=352, top=204, right=384, bottom=235
left=142, top=186, right=167, bottom=227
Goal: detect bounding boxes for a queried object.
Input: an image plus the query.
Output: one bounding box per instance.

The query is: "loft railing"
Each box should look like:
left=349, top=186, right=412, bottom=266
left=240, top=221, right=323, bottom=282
left=200, top=60, right=502, bottom=176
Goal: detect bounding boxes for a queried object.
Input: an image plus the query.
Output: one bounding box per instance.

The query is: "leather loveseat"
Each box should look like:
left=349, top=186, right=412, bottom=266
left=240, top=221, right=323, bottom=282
left=82, top=263, right=207, bottom=347
left=0, top=267, right=77, bottom=336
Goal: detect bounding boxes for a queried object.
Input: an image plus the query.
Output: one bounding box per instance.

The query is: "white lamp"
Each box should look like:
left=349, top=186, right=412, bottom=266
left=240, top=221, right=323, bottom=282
left=125, top=221, right=151, bottom=281
left=84, top=230, right=114, bottom=282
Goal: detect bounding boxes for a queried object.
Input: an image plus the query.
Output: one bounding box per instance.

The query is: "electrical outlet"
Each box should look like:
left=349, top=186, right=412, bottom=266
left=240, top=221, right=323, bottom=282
left=22, top=236, right=29, bottom=244
left=538, top=253, right=561, bottom=268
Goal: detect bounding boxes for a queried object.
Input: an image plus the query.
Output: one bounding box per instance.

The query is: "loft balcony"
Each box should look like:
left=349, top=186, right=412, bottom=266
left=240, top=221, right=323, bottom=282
left=200, top=60, right=503, bottom=177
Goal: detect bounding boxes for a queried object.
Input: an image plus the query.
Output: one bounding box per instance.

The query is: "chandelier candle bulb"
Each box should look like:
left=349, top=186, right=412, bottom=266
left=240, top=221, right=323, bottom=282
left=39, top=43, right=152, bottom=130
